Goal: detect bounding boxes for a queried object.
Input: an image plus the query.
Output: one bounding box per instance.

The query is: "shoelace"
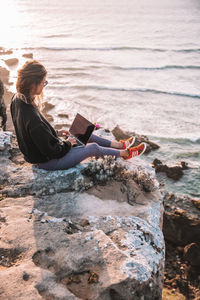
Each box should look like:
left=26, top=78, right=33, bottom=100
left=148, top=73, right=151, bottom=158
left=125, top=137, right=133, bottom=148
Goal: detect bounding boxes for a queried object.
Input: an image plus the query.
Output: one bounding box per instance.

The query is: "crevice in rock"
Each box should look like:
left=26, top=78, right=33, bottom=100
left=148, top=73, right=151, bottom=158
left=32, top=248, right=56, bottom=270
left=109, top=288, right=125, bottom=300
left=0, top=247, right=24, bottom=268
left=58, top=269, right=100, bottom=299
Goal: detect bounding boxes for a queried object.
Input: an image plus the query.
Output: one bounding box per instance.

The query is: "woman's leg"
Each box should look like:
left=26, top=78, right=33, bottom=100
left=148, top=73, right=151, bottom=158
left=89, top=134, right=123, bottom=149
left=37, top=142, right=122, bottom=171
left=88, top=134, right=111, bottom=147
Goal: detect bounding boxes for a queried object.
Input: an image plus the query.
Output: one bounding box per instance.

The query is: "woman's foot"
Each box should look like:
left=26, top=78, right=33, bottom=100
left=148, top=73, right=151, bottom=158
left=120, top=136, right=136, bottom=149
left=123, top=142, right=146, bottom=160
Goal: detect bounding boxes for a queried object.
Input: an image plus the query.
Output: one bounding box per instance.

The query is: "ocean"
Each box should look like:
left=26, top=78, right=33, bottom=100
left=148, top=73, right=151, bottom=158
left=1, top=0, right=200, bottom=197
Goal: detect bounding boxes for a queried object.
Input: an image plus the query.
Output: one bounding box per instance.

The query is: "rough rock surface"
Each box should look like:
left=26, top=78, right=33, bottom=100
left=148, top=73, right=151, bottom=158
left=163, top=191, right=200, bottom=298
left=163, top=192, right=200, bottom=246
left=0, top=131, right=165, bottom=300
left=0, top=130, right=12, bottom=153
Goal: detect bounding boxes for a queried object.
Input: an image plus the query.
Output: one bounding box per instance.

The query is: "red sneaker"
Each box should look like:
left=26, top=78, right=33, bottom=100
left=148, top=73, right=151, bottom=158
left=120, top=136, right=136, bottom=149
left=123, top=142, right=147, bottom=160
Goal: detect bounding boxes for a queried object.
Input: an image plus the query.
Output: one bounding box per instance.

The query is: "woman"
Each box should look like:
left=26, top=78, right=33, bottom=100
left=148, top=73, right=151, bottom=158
left=10, top=60, right=146, bottom=171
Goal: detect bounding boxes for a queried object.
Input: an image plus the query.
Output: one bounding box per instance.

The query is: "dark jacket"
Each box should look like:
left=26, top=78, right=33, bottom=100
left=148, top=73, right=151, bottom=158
left=10, top=95, right=71, bottom=163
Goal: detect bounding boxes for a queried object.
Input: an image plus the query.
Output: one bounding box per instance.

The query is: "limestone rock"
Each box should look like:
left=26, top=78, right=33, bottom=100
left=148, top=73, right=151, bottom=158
left=0, top=132, right=165, bottom=299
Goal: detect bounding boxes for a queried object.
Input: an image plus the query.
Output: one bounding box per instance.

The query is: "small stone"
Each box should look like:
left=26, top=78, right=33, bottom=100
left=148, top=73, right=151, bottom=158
left=22, top=271, right=29, bottom=281
left=22, top=53, right=33, bottom=59
left=40, top=219, right=46, bottom=223
left=79, top=219, right=90, bottom=227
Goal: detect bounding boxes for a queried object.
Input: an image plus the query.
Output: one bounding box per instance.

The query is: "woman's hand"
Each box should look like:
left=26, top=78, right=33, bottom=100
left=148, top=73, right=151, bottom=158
left=57, top=129, right=70, bottom=138
left=66, top=136, right=77, bottom=146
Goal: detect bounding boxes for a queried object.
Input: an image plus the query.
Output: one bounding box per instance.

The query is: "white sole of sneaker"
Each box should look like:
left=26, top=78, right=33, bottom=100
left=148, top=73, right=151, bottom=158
left=137, top=142, right=147, bottom=157
left=127, top=136, right=136, bottom=149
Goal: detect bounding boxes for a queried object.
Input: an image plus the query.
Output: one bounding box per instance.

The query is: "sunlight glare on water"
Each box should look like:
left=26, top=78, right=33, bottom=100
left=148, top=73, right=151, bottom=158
left=0, top=1, right=25, bottom=48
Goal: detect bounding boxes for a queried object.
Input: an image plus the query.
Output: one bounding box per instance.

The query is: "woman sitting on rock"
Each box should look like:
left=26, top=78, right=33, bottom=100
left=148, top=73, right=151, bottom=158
left=10, top=60, right=146, bottom=170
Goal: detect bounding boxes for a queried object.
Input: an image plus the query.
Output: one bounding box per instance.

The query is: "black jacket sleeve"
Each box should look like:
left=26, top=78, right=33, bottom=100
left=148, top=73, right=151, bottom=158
left=29, top=122, right=71, bottom=160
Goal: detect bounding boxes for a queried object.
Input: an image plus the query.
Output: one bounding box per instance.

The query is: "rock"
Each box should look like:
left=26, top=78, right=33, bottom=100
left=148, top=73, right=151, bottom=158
left=22, top=53, right=33, bottom=59
left=41, top=102, right=55, bottom=122
left=0, top=66, right=10, bottom=85
left=42, top=101, right=55, bottom=112
left=191, top=198, right=200, bottom=210
left=0, top=131, right=12, bottom=154
left=163, top=192, right=200, bottom=246
left=112, top=125, right=159, bottom=154
left=180, top=161, right=189, bottom=170
left=5, top=58, right=19, bottom=66
left=112, top=125, right=130, bottom=140
left=54, top=123, right=71, bottom=130
left=0, top=47, right=13, bottom=55
left=183, top=243, right=200, bottom=266
left=22, top=271, right=30, bottom=281
left=57, top=113, right=69, bottom=118
left=0, top=132, right=165, bottom=299
left=152, top=159, right=186, bottom=181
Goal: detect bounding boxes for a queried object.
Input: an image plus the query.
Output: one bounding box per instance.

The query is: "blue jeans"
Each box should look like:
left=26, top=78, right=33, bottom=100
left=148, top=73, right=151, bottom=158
left=37, top=134, right=120, bottom=170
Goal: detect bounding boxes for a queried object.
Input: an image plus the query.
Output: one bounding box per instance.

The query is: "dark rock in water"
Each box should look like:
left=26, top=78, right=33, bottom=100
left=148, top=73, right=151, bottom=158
left=152, top=159, right=186, bottom=181
left=42, top=101, right=55, bottom=112
left=22, top=53, right=33, bottom=59
left=180, top=161, right=189, bottom=170
left=54, top=123, right=71, bottom=130
left=165, top=166, right=183, bottom=181
left=112, top=125, right=159, bottom=154
left=57, top=113, right=69, bottom=119
left=112, top=125, right=130, bottom=140
left=41, top=102, right=55, bottom=123
left=153, top=158, right=162, bottom=166
left=5, top=58, right=19, bottom=66
left=184, top=243, right=200, bottom=266
left=191, top=198, right=200, bottom=210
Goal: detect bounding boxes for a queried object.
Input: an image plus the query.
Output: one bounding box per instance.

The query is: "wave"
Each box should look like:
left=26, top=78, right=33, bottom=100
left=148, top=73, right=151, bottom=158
left=52, top=65, right=200, bottom=72
left=176, top=152, right=200, bottom=159
left=66, top=84, right=200, bottom=99
left=187, top=138, right=200, bottom=144
left=42, top=34, right=71, bottom=38
left=21, top=46, right=200, bottom=53
left=113, top=65, right=200, bottom=71
left=155, top=136, right=200, bottom=144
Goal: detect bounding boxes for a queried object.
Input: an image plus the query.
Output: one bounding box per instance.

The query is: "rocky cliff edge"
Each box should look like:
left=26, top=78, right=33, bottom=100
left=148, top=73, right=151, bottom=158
left=0, top=131, right=165, bottom=300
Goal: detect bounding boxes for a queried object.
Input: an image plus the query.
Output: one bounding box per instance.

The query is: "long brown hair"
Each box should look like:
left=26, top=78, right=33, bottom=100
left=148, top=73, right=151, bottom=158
left=16, top=60, right=47, bottom=108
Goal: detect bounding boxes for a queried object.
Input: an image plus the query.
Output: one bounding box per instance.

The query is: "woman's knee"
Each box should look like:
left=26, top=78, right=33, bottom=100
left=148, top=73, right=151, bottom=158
left=87, top=142, right=101, bottom=156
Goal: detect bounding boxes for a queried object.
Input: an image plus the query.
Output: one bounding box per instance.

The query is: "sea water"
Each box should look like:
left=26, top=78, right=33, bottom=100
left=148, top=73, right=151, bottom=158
left=1, top=0, right=200, bottom=197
